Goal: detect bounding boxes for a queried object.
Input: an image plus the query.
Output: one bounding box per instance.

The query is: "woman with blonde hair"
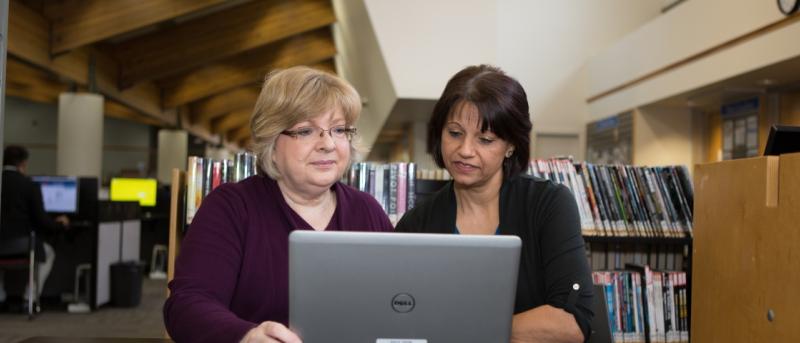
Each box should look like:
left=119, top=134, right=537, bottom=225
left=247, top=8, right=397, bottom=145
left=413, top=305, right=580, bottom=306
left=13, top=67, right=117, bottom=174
left=165, top=66, right=393, bottom=343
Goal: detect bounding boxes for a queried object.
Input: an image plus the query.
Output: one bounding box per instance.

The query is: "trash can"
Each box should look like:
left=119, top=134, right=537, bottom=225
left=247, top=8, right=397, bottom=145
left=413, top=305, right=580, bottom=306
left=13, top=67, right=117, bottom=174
left=110, top=261, right=144, bottom=307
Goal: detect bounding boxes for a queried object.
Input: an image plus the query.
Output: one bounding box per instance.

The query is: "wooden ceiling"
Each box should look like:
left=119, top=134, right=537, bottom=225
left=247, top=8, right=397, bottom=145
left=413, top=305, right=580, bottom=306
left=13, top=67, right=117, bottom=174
left=5, top=0, right=338, bottom=149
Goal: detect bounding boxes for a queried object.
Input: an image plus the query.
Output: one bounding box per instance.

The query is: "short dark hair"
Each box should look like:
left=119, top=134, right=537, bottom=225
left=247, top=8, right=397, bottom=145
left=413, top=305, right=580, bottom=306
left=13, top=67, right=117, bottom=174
left=428, top=65, right=532, bottom=178
left=3, top=145, right=29, bottom=166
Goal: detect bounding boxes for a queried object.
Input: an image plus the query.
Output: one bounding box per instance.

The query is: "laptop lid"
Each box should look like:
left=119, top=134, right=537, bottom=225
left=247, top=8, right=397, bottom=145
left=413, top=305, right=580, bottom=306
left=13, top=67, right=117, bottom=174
left=289, top=231, right=521, bottom=343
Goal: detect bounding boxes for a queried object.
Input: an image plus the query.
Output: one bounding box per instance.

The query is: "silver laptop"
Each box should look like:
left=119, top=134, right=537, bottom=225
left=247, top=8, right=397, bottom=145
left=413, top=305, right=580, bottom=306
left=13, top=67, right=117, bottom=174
left=289, top=231, right=521, bottom=343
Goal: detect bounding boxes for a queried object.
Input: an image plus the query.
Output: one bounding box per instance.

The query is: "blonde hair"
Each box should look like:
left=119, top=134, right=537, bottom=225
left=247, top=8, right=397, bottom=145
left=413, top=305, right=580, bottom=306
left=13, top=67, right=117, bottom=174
left=250, top=66, right=364, bottom=179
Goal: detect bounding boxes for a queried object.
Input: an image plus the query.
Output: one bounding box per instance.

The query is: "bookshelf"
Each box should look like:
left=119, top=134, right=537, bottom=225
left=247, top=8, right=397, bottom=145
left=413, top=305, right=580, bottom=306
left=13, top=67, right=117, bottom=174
left=167, top=153, right=257, bottom=285
left=529, top=158, right=692, bottom=343
left=167, top=158, right=694, bottom=342
left=692, top=153, right=800, bottom=342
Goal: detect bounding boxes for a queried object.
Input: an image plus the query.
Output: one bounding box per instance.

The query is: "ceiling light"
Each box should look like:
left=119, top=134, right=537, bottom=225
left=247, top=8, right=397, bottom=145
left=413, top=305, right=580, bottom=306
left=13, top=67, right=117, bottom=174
left=758, top=78, right=776, bottom=86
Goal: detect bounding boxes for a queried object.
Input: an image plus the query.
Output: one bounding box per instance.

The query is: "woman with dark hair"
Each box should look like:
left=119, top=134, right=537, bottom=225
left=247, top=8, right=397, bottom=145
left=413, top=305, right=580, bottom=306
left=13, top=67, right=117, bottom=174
left=396, top=65, right=593, bottom=342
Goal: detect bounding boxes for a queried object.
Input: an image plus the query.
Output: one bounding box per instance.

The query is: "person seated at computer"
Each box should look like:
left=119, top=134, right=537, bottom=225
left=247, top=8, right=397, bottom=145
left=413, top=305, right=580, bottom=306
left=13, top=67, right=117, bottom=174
left=0, top=145, right=70, bottom=305
left=164, top=66, right=393, bottom=343
left=395, top=65, right=594, bottom=342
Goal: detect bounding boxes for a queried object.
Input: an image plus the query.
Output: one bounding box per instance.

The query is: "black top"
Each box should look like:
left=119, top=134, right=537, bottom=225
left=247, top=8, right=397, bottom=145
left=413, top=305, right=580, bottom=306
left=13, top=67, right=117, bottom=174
left=0, top=169, right=61, bottom=258
left=395, top=174, right=594, bottom=340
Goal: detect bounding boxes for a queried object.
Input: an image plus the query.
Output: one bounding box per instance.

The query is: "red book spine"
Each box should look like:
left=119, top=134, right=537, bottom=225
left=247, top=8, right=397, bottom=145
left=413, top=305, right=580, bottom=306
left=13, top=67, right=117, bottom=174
left=211, top=161, right=222, bottom=190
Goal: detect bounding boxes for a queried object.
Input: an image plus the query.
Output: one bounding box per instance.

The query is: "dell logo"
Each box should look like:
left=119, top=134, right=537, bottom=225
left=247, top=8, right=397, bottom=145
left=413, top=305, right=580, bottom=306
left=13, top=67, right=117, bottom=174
left=391, top=293, right=415, bottom=313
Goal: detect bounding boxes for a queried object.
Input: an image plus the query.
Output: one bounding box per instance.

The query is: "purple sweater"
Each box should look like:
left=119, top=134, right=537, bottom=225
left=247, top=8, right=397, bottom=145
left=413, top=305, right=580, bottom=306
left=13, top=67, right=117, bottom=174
left=164, top=175, right=393, bottom=342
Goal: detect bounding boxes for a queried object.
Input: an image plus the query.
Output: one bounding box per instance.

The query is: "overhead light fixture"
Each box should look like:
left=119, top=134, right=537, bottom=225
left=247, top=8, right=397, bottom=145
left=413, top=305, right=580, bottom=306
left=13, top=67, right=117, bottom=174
left=757, top=78, right=776, bottom=86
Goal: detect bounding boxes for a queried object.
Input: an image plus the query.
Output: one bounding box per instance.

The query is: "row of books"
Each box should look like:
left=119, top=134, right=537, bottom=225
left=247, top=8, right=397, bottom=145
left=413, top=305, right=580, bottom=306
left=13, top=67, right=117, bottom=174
left=527, top=158, right=694, bottom=238
left=344, top=162, right=419, bottom=223
left=586, top=243, right=686, bottom=273
left=593, top=269, right=689, bottom=343
left=185, top=153, right=257, bottom=223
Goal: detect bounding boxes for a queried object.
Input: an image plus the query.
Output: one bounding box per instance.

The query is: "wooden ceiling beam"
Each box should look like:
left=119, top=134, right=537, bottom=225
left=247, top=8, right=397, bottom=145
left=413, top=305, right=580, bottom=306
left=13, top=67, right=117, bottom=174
left=104, top=100, right=166, bottom=127
left=93, top=49, right=175, bottom=124
left=311, top=59, right=336, bottom=74
left=5, top=58, right=70, bottom=103
left=8, top=0, right=88, bottom=83
left=159, top=28, right=336, bottom=107
left=115, top=0, right=335, bottom=87
left=7, top=0, right=176, bottom=126
left=229, top=125, right=251, bottom=143
left=191, top=87, right=260, bottom=125
left=212, top=109, right=251, bottom=135
left=7, top=57, right=165, bottom=128
left=46, top=0, right=228, bottom=54
left=178, top=107, right=228, bottom=148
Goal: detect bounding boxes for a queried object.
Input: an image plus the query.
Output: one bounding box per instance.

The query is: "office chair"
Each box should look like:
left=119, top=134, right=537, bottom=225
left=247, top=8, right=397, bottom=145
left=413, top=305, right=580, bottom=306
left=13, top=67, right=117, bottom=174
left=0, top=230, right=40, bottom=320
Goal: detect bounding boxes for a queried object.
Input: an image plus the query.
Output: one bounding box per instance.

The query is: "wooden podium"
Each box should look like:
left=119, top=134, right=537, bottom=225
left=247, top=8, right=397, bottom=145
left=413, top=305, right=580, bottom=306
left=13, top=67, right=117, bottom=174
left=692, top=153, right=800, bottom=342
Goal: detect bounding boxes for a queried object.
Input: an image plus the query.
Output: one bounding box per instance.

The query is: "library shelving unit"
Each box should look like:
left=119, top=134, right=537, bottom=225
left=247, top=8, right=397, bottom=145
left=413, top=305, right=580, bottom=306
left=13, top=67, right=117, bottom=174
left=692, top=153, right=800, bottom=342
left=167, top=161, right=696, bottom=342
left=166, top=168, right=185, bottom=287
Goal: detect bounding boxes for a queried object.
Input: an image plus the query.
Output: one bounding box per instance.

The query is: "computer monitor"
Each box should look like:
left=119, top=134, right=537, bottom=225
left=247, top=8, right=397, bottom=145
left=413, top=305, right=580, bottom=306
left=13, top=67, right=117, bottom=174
left=764, top=125, right=800, bottom=156
left=31, top=176, right=79, bottom=214
left=110, top=178, right=158, bottom=207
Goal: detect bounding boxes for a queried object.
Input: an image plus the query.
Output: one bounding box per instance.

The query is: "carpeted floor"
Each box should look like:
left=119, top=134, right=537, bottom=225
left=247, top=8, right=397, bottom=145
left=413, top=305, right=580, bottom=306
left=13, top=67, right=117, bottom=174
left=0, top=278, right=168, bottom=343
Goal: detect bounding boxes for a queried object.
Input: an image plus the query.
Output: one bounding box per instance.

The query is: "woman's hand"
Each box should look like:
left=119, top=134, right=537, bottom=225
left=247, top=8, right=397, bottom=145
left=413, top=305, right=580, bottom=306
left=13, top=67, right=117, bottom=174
left=240, top=321, right=302, bottom=343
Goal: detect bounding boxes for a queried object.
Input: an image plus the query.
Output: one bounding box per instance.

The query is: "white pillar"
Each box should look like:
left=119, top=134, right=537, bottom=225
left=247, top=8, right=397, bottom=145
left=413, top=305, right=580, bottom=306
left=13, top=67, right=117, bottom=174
left=157, top=129, right=188, bottom=184
left=57, top=93, right=104, bottom=177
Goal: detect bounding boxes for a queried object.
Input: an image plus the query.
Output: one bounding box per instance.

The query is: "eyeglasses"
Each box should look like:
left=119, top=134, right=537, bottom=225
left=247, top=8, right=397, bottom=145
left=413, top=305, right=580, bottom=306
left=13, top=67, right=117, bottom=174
left=281, top=125, right=357, bottom=142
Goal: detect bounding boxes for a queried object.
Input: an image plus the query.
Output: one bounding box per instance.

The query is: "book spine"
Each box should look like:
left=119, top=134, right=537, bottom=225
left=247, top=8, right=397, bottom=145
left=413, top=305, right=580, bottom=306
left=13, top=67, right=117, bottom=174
left=613, top=273, right=623, bottom=342
left=359, top=162, right=368, bottom=192
left=347, top=163, right=358, bottom=188
left=589, top=164, right=611, bottom=235
left=374, top=165, right=385, bottom=212
left=194, top=157, right=205, bottom=212
left=407, top=163, right=416, bottom=210
left=211, top=161, right=222, bottom=191
left=388, top=164, right=398, bottom=222
left=185, top=156, right=198, bottom=224
left=368, top=163, right=377, bottom=197
left=565, top=160, right=594, bottom=235
left=397, top=162, right=407, bottom=217
left=202, top=158, right=213, bottom=198
left=221, top=159, right=231, bottom=184
left=580, top=162, right=604, bottom=235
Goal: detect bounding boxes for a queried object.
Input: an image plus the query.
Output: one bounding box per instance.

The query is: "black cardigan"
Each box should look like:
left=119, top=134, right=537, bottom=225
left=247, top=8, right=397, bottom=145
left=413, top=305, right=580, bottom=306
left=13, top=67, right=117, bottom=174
left=396, top=174, right=594, bottom=340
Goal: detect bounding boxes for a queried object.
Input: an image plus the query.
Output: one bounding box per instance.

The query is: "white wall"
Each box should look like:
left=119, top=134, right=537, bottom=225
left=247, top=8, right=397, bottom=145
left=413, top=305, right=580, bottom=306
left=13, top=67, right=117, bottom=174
left=3, top=96, right=153, bottom=182
left=589, top=0, right=784, bottom=97
left=353, top=0, right=662, bottom=161
left=3, top=96, right=58, bottom=174
left=101, top=116, right=152, bottom=182
left=498, top=0, right=663, bottom=160
left=588, top=0, right=799, bottom=120
left=332, top=0, right=397, bottom=155
left=364, top=0, right=497, bottom=100
left=633, top=106, right=693, bottom=168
